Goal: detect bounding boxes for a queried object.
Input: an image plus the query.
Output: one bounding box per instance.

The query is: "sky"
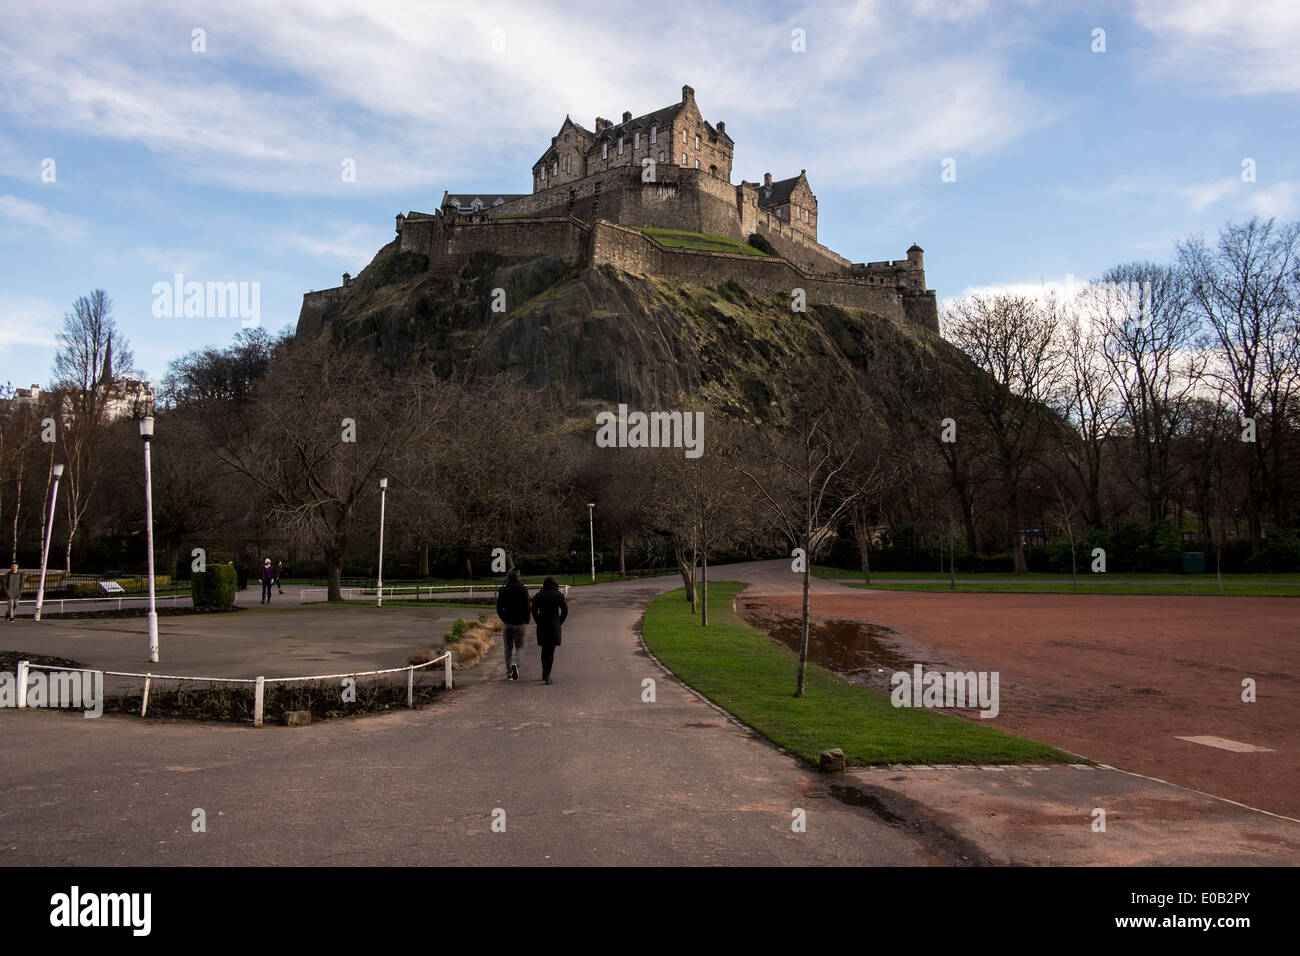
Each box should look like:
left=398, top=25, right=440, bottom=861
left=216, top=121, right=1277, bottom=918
left=1, top=0, right=1297, bottom=389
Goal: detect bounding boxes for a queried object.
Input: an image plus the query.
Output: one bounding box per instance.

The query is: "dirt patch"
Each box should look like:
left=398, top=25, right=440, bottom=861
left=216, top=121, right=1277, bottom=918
left=741, top=590, right=1300, bottom=817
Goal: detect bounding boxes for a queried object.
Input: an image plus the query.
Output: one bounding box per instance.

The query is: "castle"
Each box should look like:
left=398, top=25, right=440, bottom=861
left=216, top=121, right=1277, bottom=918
left=302, top=85, right=938, bottom=331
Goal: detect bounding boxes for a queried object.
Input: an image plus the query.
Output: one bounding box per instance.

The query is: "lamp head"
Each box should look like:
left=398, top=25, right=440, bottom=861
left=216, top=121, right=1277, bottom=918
left=379, top=477, right=388, bottom=489
left=52, top=463, right=64, bottom=478
left=139, top=416, right=155, bottom=440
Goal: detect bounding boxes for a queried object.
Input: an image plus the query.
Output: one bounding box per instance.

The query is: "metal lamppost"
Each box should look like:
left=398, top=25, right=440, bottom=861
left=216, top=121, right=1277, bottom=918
left=587, top=502, right=596, bottom=583
left=140, top=416, right=158, bottom=663
left=33, top=463, right=64, bottom=622
left=377, top=477, right=388, bottom=608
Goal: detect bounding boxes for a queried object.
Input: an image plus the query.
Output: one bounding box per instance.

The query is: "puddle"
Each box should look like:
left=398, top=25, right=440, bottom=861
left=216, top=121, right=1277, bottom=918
left=739, top=605, right=916, bottom=690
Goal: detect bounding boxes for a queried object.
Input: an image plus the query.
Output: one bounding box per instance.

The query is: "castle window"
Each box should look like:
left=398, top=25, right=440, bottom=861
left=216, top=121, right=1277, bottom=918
left=552, top=161, right=557, bottom=176
left=650, top=124, right=657, bottom=144
left=659, top=151, right=665, bottom=163
left=682, top=129, right=687, bottom=143
left=618, top=136, right=624, bottom=155
left=634, top=131, right=640, bottom=149
left=694, top=159, right=699, bottom=168
left=694, top=134, right=700, bottom=149
left=603, top=142, right=608, bottom=159
left=682, top=152, right=687, bottom=165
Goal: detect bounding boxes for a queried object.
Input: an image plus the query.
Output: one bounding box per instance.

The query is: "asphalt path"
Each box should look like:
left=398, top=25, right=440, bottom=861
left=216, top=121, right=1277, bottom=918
left=0, top=568, right=928, bottom=866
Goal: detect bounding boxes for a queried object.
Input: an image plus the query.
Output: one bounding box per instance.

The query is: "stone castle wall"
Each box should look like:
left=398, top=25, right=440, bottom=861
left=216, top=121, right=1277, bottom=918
left=301, top=186, right=940, bottom=334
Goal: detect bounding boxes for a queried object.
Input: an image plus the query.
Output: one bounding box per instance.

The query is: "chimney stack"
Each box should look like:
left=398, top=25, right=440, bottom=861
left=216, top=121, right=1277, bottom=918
left=763, top=172, right=772, bottom=187
left=622, top=110, right=631, bottom=123
left=595, top=117, right=610, bottom=132
left=682, top=84, right=694, bottom=104
left=717, top=121, right=725, bottom=135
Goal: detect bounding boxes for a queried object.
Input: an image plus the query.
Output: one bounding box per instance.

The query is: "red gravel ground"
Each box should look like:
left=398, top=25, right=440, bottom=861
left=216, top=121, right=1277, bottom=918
left=739, top=590, right=1300, bottom=818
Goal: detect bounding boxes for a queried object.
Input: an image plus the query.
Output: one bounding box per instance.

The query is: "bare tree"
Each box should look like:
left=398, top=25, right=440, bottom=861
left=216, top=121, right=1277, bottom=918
left=1179, top=217, right=1300, bottom=549
left=944, top=293, right=1063, bottom=572
left=1055, top=293, right=1119, bottom=527
left=50, top=290, right=138, bottom=571
left=1087, top=263, right=1204, bottom=526
left=212, top=339, right=448, bottom=600
left=727, top=387, right=868, bottom=697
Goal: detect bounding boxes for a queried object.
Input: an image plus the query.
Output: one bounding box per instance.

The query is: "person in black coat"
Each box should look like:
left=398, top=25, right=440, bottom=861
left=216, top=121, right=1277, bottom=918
left=495, top=568, right=531, bottom=681
left=530, top=576, right=569, bottom=685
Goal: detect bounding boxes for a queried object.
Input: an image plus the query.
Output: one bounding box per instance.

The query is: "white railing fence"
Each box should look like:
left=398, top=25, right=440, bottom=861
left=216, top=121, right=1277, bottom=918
left=18, top=593, right=187, bottom=615
left=300, top=584, right=570, bottom=603
left=17, top=653, right=453, bottom=727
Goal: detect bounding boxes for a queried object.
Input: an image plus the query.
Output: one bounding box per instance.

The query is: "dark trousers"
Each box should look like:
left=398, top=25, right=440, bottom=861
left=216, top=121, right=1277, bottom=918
left=261, top=581, right=272, bottom=602
left=540, top=644, right=556, bottom=678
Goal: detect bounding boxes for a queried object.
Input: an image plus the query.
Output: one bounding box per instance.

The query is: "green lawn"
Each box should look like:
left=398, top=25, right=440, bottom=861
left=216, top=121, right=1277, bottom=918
left=641, top=582, right=1078, bottom=767
left=811, top=565, right=1300, bottom=596
left=639, top=227, right=769, bottom=256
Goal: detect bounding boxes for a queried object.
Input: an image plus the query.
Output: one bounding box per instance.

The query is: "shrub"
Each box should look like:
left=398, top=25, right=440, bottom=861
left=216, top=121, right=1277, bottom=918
left=747, top=233, right=777, bottom=256
left=1245, top=528, right=1300, bottom=573
left=446, top=617, right=469, bottom=643
left=191, top=565, right=237, bottom=608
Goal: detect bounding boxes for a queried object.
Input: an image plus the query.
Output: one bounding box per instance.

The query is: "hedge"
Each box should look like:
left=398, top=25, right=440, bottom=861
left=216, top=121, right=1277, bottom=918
left=191, top=566, right=237, bottom=608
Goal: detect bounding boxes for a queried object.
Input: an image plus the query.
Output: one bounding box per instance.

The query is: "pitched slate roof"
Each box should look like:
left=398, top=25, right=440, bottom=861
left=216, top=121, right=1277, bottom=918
left=444, top=193, right=529, bottom=212
left=589, top=102, right=684, bottom=148
left=753, top=175, right=801, bottom=207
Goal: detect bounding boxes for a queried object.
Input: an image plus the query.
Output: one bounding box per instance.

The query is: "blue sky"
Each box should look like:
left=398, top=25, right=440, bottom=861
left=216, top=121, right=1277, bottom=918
left=2, top=0, right=1297, bottom=388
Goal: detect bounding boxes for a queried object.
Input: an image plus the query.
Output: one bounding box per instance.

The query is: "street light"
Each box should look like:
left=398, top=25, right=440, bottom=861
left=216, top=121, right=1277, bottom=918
left=377, top=477, right=388, bottom=608
left=140, top=416, right=158, bottom=663
left=587, top=502, right=596, bottom=583
left=33, top=463, right=64, bottom=622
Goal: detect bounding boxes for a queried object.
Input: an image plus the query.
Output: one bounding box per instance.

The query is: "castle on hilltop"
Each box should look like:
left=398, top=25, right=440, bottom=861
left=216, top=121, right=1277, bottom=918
left=303, top=85, right=938, bottom=331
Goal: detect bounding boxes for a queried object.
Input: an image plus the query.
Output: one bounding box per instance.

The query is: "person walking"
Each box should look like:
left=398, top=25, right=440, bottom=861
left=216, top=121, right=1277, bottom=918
left=259, top=558, right=274, bottom=604
left=5, top=563, right=22, bottom=621
left=495, top=567, right=531, bottom=681
left=274, top=560, right=284, bottom=595
left=530, top=576, right=569, bottom=685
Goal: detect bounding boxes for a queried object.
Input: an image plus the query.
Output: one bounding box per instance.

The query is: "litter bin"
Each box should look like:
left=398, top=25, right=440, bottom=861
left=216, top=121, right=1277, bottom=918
left=1182, top=551, right=1206, bottom=574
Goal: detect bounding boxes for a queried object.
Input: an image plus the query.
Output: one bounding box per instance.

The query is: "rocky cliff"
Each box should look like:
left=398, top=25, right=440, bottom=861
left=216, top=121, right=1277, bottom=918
left=296, top=245, right=971, bottom=421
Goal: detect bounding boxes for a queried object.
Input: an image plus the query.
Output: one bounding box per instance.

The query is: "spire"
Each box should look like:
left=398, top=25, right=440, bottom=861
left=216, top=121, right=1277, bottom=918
left=101, top=333, right=113, bottom=388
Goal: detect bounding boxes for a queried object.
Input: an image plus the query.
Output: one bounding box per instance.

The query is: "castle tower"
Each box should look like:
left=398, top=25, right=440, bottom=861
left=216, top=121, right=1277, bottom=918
left=907, top=243, right=924, bottom=270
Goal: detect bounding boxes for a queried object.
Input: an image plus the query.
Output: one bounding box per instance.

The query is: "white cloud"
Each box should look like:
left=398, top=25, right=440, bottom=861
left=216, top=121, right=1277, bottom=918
left=277, top=222, right=391, bottom=270
left=0, top=0, right=1047, bottom=196
left=0, top=194, right=87, bottom=240
left=1177, top=176, right=1239, bottom=212
left=0, top=295, right=60, bottom=353
left=1133, top=0, right=1300, bottom=96
left=1245, top=181, right=1298, bottom=218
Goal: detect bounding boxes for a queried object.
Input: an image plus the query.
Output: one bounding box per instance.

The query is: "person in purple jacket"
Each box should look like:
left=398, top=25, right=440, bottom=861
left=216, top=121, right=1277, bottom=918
left=260, top=558, right=275, bottom=604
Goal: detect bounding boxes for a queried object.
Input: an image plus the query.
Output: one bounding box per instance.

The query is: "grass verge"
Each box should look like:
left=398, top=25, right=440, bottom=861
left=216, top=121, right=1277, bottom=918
left=641, top=582, right=1077, bottom=767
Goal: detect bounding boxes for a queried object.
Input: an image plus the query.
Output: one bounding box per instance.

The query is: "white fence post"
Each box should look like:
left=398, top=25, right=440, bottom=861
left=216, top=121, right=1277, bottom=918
left=141, top=674, right=152, bottom=717
left=444, top=654, right=453, bottom=690
left=16, top=660, right=28, bottom=708
left=254, top=676, right=265, bottom=727
left=407, top=667, right=414, bottom=708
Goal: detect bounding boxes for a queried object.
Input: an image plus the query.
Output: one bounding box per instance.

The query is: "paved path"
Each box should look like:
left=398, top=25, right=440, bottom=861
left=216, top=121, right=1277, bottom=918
left=0, top=572, right=926, bottom=865
left=2, top=561, right=1296, bottom=865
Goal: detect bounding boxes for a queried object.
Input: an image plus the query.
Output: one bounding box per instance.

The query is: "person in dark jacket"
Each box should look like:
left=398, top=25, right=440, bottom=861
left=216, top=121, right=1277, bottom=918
left=274, top=560, right=284, bottom=595
left=496, top=568, right=531, bottom=681
left=5, top=563, right=22, bottom=621
left=260, top=559, right=274, bottom=604
left=530, top=576, right=569, bottom=685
